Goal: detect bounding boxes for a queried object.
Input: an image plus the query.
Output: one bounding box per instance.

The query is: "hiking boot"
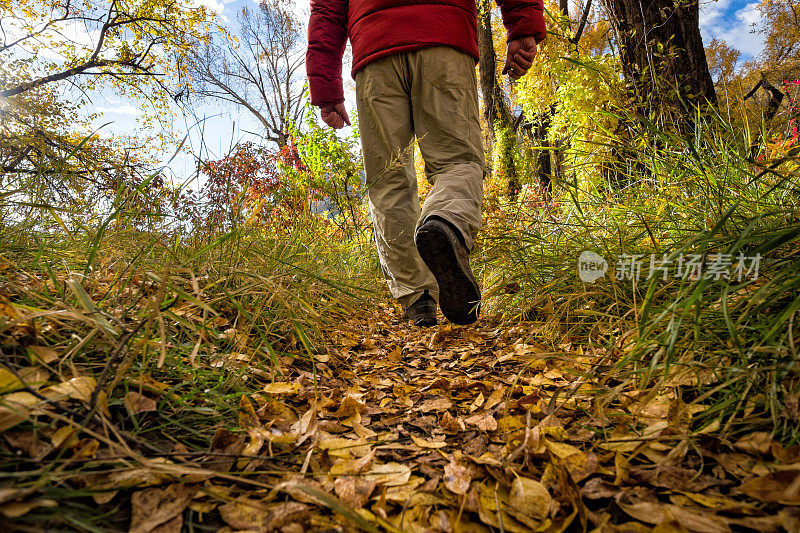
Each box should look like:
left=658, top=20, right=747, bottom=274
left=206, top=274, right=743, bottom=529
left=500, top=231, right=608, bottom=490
left=402, top=290, right=438, bottom=327
left=415, top=217, right=481, bottom=325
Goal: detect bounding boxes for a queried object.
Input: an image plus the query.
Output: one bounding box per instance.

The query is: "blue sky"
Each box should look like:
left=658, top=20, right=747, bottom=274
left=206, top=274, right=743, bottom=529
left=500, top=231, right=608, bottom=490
left=85, top=0, right=766, bottom=181
left=699, top=0, right=764, bottom=59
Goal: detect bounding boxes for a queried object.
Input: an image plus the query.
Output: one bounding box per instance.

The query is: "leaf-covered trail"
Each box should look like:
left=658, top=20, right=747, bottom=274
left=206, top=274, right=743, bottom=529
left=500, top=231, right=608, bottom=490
left=3, top=297, right=800, bottom=532
left=240, top=302, right=800, bottom=532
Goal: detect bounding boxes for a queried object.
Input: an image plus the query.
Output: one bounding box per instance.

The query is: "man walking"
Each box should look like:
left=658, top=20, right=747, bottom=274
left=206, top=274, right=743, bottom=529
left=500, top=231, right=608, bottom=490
left=306, top=0, right=545, bottom=326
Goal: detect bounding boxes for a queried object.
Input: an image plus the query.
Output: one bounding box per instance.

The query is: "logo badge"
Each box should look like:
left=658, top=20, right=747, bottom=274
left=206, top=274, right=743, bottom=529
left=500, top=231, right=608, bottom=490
left=578, top=251, right=608, bottom=283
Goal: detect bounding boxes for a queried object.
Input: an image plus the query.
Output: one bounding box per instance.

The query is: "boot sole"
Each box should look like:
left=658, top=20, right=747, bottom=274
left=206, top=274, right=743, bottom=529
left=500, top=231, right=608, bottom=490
left=415, top=220, right=480, bottom=325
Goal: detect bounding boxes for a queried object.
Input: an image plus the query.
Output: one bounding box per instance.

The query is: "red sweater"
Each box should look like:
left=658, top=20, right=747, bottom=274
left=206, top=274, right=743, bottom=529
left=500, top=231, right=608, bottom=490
left=306, top=0, right=546, bottom=107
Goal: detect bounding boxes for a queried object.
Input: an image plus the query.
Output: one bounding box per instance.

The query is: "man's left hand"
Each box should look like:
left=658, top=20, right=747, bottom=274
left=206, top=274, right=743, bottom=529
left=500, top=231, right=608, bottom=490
left=503, top=36, right=538, bottom=80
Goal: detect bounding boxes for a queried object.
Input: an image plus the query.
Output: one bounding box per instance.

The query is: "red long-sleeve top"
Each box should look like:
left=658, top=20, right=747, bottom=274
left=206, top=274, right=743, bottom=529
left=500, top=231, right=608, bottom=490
left=306, top=0, right=546, bottom=107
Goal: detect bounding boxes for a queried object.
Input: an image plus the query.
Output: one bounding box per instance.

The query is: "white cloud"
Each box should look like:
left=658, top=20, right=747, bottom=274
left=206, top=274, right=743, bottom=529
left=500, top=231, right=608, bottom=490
left=699, top=0, right=733, bottom=28
left=192, top=0, right=228, bottom=13
left=700, top=1, right=765, bottom=61
left=2, top=16, right=102, bottom=61
left=95, top=104, right=142, bottom=116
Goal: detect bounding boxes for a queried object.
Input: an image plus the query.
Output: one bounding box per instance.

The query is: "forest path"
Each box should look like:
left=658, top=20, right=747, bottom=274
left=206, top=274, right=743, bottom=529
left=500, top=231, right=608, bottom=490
left=2, top=298, right=798, bottom=532
left=251, top=302, right=793, bottom=532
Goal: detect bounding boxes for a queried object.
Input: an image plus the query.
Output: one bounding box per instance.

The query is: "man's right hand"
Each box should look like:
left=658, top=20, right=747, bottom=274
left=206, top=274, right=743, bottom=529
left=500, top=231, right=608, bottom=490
left=320, top=102, right=351, bottom=129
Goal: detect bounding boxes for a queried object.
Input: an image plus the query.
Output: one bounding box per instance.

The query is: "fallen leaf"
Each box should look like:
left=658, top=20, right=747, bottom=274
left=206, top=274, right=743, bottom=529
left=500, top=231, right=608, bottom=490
left=263, top=382, right=301, bottom=395
left=334, top=477, right=375, bottom=508
left=411, top=435, right=448, bottom=449
left=740, top=468, right=800, bottom=504
left=318, top=437, right=370, bottom=459
left=441, top=411, right=464, bottom=432
left=444, top=461, right=471, bottom=495
left=0, top=368, right=23, bottom=392
left=129, top=484, right=193, bottom=533
left=366, top=462, right=411, bottom=486
left=469, top=392, right=485, bottom=412
left=419, top=397, right=453, bottom=413
left=27, top=346, right=58, bottom=364
left=465, top=412, right=497, bottom=431
left=509, top=476, right=551, bottom=520
left=124, top=392, right=157, bottom=415
left=42, top=377, right=96, bottom=402
left=0, top=392, right=40, bottom=432
left=734, top=432, right=773, bottom=456
left=265, top=502, right=310, bottom=530
left=151, top=515, right=182, bottom=533
left=218, top=497, right=271, bottom=530
left=335, top=395, right=366, bottom=418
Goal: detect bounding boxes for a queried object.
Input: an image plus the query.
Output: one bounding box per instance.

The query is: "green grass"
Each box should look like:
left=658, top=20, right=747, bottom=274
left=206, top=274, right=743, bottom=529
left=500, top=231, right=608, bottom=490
left=477, top=108, right=800, bottom=443
left=0, top=204, right=381, bottom=530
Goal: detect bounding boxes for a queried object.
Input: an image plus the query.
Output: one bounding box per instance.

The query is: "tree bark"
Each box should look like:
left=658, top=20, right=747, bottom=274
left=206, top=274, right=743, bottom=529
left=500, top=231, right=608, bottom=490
left=603, top=0, right=717, bottom=112
left=477, top=0, right=514, bottom=143
left=477, top=0, right=521, bottom=198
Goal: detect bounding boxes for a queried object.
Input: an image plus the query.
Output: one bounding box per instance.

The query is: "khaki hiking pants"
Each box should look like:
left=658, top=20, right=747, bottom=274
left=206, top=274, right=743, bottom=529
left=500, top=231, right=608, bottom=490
left=355, top=46, right=486, bottom=307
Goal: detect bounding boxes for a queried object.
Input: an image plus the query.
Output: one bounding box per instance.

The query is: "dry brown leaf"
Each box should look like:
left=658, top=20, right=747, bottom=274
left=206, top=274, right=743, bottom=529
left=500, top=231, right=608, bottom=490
left=563, top=451, right=598, bottom=483
left=129, top=484, right=193, bottom=533
left=208, top=428, right=245, bottom=472
left=630, top=465, right=724, bottom=492
left=582, top=477, right=621, bottom=500
left=616, top=490, right=731, bottom=533
left=469, top=392, right=485, bottom=412
left=411, top=435, right=448, bottom=449
left=441, top=411, right=464, bottom=433
left=740, top=468, right=800, bottom=504
left=366, top=462, right=411, bottom=486
left=124, top=391, right=157, bottom=415
left=263, top=382, right=301, bottom=395
left=384, top=476, right=426, bottom=502
left=318, top=437, right=370, bottom=459
left=476, top=483, right=530, bottom=533
left=465, top=412, right=497, bottom=432
left=334, top=476, right=375, bottom=508
left=419, top=397, right=453, bottom=413
left=151, top=515, right=182, bottom=533
left=0, top=369, right=23, bottom=393
left=335, top=395, right=366, bottom=418
left=484, top=387, right=506, bottom=411
left=265, top=502, right=310, bottom=531
left=545, top=439, right=582, bottom=459
left=27, top=345, right=58, bottom=364
left=42, top=376, right=96, bottom=402
left=734, top=432, right=773, bottom=456
left=0, top=392, right=40, bottom=432
left=329, top=449, right=376, bottom=476
left=509, top=476, right=551, bottom=520
left=443, top=461, right=471, bottom=495
left=218, top=497, right=271, bottom=530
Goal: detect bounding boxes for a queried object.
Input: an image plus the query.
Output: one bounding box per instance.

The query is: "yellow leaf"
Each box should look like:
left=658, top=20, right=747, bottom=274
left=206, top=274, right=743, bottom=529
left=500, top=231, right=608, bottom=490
left=411, top=435, right=448, bottom=449
left=0, top=368, right=22, bottom=393
left=366, top=462, right=411, bottom=487
left=443, top=461, right=471, bottom=495
left=42, top=377, right=96, bottom=402
left=263, top=382, right=301, bottom=395
left=509, top=477, right=551, bottom=520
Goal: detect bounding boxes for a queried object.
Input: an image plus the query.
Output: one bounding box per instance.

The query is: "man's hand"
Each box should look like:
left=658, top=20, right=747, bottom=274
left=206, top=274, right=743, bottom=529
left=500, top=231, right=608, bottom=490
left=320, top=102, right=351, bottom=129
left=503, top=36, right=538, bottom=80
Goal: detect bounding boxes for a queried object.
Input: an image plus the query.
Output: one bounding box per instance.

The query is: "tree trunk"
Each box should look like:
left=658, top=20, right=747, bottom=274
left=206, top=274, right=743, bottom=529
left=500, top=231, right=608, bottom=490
left=477, top=0, right=520, bottom=198
left=603, top=0, right=716, bottom=113
left=477, top=0, right=513, bottom=143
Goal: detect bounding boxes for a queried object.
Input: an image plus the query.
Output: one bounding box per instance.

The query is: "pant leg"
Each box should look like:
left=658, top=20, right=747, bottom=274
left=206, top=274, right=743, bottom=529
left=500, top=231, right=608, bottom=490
left=355, top=55, right=439, bottom=303
left=408, top=46, right=486, bottom=251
